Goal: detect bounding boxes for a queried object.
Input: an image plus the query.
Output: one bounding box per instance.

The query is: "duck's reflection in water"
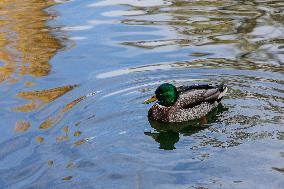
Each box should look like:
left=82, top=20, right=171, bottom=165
left=145, top=104, right=228, bottom=150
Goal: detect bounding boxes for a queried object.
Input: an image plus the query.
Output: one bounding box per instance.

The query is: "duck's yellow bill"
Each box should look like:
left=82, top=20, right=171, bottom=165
left=144, top=95, right=157, bottom=104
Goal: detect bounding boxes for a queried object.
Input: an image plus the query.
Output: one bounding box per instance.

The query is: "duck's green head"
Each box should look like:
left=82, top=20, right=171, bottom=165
left=144, top=83, right=178, bottom=107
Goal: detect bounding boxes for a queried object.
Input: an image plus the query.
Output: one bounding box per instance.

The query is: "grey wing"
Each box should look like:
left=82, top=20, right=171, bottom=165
left=176, top=88, right=222, bottom=109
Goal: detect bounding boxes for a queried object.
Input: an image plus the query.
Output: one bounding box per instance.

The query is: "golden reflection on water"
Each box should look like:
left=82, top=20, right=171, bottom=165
left=14, top=120, right=30, bottom=132
left=13, top=85, right=78, bottom=112
left=36, top=136, right=44, bottom=143
left=0, top=0, right=63, bottom=83
left=0, top=0, right=86, bottom=132
left=56, top=125, right=69, bottom=142
left=39, top=95, right=86, bottom=130
left=0, top=1, right=87, bottom=176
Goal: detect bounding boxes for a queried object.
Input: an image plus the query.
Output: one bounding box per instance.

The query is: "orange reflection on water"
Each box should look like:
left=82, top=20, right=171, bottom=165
left=13, top=85, right=78, bottom=112
left=0, top=0, right=63, bottom=84
left=14, top=120, right=30, bottom=132
left=39, top=96, right=86, bottom=130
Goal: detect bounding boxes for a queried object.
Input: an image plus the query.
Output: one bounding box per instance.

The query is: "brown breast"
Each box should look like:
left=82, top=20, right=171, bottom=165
left=148, top=104, right=171, bottom=122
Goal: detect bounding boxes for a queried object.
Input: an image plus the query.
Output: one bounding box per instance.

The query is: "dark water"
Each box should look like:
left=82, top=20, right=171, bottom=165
left=0, top=0, right=283, bottom=188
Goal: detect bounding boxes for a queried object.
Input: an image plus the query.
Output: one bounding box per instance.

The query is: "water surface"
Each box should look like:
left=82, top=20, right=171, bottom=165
left=0, top=0, right=283, bottom=188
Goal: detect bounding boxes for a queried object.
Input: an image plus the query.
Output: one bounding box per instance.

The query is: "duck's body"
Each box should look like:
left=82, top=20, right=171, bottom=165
left=145, top=83, right=227, bottom=122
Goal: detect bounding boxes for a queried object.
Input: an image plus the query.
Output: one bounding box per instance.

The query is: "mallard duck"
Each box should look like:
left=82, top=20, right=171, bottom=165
left=144, top=83, right=227, bottom=122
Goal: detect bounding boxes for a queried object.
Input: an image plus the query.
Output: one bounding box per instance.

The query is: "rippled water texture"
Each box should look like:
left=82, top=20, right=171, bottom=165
left=0, top=0, right=283, bottom=188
